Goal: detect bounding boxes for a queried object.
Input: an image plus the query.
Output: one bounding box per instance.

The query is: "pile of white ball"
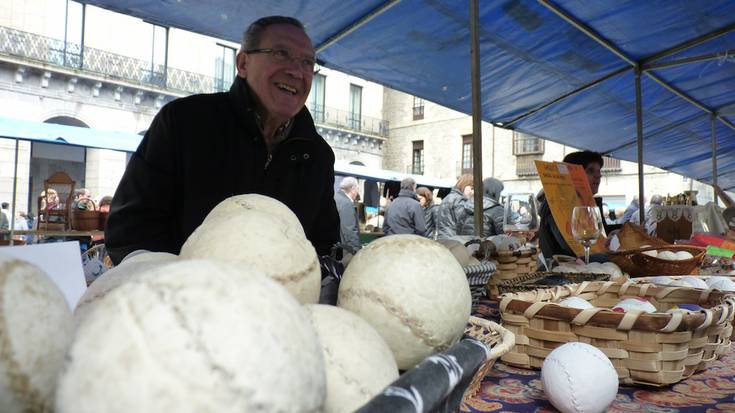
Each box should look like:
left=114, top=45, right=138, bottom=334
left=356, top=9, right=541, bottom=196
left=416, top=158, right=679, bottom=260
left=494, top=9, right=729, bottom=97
left=1, top=194, right=475, bottom=413
left=640, top=246, right=694, bottom=261
left=552, top=261, right=624, bottom=280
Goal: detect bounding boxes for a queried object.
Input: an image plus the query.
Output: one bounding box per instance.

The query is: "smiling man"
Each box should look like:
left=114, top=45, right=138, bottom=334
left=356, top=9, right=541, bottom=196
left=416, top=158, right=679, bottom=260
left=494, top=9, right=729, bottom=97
left=105, top=16, right=340, bottom=264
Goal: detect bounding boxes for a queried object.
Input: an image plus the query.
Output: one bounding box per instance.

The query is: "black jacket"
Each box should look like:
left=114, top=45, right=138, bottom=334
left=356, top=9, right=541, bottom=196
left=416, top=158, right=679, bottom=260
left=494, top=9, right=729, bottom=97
left=105, top=77, right=340, bottom=264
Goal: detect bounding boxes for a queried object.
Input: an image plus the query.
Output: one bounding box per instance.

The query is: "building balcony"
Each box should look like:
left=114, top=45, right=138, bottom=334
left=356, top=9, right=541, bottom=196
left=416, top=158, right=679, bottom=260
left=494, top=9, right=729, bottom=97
left=0, top=25, right=224, bottom=95
left=309, top=103, right=389, bottom=138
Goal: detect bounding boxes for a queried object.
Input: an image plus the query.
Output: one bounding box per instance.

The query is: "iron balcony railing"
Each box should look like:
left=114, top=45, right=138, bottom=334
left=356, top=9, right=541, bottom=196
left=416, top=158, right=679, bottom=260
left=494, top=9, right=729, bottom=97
left=601, top=156, right=622, bottom=173
left=1, top=25, right=390, bottom=137
left=309, top=103, right=389, bottom=137
left=0, top=25, right=229, bottom=95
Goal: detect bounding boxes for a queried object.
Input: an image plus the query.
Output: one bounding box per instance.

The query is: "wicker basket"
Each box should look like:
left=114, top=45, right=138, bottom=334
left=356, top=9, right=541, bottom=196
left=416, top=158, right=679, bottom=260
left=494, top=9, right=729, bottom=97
left=499, top=281, right=735, bottom=386
left=608, top=245, right=706, bottom=277
left=487, top=247, right=538, bottom=285
left=71, top=200, right=101, bottom=231
left=462, top=316, right=515, bottom=401
left=488, top=271, right=611, bottom=298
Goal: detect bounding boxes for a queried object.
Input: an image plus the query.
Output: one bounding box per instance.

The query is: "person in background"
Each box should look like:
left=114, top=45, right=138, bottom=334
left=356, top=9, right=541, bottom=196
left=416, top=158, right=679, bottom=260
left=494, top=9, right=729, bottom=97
left=0, top=202, right=9, bottom=230
left=458, top=177, right=505, bottom=237
left=436, top=174, right=473, bottom=239
left=621, top=195, right=643, bottom=224
left=98, top=196, right=113, bottom=213
left=538, top=150, right=617, bottom=260
left=334, top=176, right=361, bottom=259
left=383, top=177, right=426, bottom=236
left=105, top=16, right=339, bottom=264
left=416, top=187, right=438, bottom=239
left=632, top=194, right=663, bottom=234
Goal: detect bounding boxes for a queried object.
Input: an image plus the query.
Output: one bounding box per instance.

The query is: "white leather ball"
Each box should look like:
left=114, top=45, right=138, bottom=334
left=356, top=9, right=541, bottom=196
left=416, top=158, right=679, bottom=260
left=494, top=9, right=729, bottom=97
left=56, top=260, right=325, bottom=413
left=180, top=204, right=320, bottom=304
left=649, top=276, right=673, bottom=286
left=674, top=250, right=694, bottom=260
left=337, top=235, right=472, bottom=369
left=542, top=342, right=618, bottom=413
left=120, top=251, right=178, bottom=265
left=74, top=260, right=173, bottom=324
left=612, top=297, right=657, bottom=313
left=708, top=277, right=735, bottom=292
left=204, top=193, right=304, bottom=235
left=656, top=250, right=678, bottom=261
left=0, top=255, right=73, bottom=413
left=304, top=304, right=398, bottom=413
left=558, top=297, right=594, bottom=310
left=672, top=276, right=708, bottom=289
left=706, top=276, right=731, bottom=287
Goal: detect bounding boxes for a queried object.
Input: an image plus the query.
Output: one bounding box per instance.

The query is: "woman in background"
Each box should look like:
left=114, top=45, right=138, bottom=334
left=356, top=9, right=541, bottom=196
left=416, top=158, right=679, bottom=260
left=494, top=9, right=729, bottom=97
left=416, top=187, right=438, bottom=239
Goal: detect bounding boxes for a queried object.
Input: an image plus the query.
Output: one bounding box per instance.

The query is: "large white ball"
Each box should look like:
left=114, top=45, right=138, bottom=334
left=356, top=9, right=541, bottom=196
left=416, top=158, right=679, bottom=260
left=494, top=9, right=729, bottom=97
left=304, top=305, right=398, bottom=413
left=542, top=342, right=618, bottom=413
left=0, top=255, right=73, bottom=413
left=708, top=277, right=735, bottom=292
left=337, top=235, right=472, bottom=369
left=56, top=260, right=326, bottom=413
left=120, top=251, right=178, bottom=265
left=180, top=205, right=320, bottom=304
left=204, top=193, right=304, bottom=235
left=74, top=259, right=173, bottom=323
left=671, top=276, right=708, bottom=289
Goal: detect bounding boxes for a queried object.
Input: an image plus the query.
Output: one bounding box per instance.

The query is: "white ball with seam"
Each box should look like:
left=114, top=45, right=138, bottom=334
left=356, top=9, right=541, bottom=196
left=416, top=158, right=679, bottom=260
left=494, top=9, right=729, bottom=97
left=180, top=195, right=320, bottom=304
left=337, top=235, right=472, bottom=369
left=56, top=259, right=326, bottom=413
left=0, top=255, right=73, bottom=413
left=304, top=304, right=398, bottom=413
left=541, top=342, right=618, bottom=413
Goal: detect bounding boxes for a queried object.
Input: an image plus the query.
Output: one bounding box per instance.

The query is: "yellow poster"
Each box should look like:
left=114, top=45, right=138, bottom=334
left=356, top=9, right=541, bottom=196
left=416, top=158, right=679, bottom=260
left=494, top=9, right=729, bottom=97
left=535, top=160, right=606, bottom=256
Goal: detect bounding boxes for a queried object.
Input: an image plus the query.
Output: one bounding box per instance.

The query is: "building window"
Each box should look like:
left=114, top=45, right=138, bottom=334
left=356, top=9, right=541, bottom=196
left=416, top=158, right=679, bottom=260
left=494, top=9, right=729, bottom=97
left=50, top=0, right=84, bottom=68
left=214, top=44, right=236, bottom=92
left=516, top=154, right=542, bottom=176
left=412, top=140, right=424, bottom=175
left=309, top=73, right=326, bottom=122
left=601, top=155, right=622, bottom=173
left=512, top=131, right=544, bottom=155
left=461, top=134, right=473, bottom=175
left=348, top=84, right=362, bottom=131
left=412, top=96, right=425, bottom=120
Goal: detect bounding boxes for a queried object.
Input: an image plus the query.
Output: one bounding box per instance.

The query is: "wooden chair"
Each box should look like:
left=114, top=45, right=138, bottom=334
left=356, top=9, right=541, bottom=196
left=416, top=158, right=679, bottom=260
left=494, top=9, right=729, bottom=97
left=37, top=172, right=75, bottom=231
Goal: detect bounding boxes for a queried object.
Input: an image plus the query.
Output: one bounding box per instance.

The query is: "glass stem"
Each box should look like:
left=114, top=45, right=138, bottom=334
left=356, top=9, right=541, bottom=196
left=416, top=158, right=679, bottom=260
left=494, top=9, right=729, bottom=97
left=584, top=245, right=590, bottom=265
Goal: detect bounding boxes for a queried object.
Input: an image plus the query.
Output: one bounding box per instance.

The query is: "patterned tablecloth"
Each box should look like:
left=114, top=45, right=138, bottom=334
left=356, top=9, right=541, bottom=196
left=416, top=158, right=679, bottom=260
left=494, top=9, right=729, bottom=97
left=461, top=299, right=735, bottom=413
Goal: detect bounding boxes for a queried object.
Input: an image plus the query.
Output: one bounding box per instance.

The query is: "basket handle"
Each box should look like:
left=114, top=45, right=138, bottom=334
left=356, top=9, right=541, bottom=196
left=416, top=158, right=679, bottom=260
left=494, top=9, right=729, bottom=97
left=76, top=198, right=97, bottom=211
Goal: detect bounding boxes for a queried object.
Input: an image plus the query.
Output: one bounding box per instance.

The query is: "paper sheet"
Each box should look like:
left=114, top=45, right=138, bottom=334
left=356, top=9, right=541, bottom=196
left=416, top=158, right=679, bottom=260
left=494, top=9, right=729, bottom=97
left=0, top=241, right=87, bottom=310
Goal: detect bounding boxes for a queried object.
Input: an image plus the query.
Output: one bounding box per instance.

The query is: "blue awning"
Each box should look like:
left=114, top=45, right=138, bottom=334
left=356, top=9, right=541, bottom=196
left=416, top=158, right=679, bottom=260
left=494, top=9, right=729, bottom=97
left=75, top=0, right=735, bottom=189
left=0, top=116, right=143, bottom=152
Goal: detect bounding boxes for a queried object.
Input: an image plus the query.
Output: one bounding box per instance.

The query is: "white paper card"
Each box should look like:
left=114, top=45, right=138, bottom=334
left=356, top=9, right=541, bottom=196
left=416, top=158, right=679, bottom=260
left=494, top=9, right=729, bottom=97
left=0, top=241, right=87, bottom=310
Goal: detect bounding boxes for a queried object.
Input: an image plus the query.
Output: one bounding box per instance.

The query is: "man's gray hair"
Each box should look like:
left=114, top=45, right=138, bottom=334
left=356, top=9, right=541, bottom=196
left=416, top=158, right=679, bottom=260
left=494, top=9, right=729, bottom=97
left=340, top=176, right=359, bottom=191
left=400, top=177, right=416, bottom=190
left=241, top=16, right=306, bottom=53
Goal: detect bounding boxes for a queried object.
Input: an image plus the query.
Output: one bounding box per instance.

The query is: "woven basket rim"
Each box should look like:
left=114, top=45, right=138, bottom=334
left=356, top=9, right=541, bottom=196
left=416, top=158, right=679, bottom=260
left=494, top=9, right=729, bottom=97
left=499, top=280, right=735, bottom=333
left=608, top=245, right=705, bottom=261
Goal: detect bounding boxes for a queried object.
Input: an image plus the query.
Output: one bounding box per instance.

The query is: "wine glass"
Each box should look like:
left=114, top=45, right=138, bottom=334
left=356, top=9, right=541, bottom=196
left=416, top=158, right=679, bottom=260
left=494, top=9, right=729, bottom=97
left=503, top=193, right=539, bottom=242
left=571, top=206, right=603, bottom=264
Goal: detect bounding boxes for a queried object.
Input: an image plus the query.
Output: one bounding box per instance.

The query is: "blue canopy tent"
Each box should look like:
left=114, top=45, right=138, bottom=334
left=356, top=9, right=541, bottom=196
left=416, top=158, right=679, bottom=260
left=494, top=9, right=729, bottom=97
left=60, top=0, right=735, bottom=229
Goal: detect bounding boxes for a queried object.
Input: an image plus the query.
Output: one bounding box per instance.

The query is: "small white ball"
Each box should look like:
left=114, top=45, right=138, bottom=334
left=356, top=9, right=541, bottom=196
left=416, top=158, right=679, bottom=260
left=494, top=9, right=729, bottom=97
left=542, top=342, right=618, bottom=413
left=656, top=250, right=678, bottom=261
left=600, top=262, right=623, bottom=278
left=304, top=305, right=398, bottom=413
left=558, top=297, right=594, bottom=310
left=120, top=251, right=178, bottom=265
left=706, top=276, right=731, bottom=287
left=672, top=276, right=708, bottom=289
left=0, top=255, right=73, bottom=413
left=708, top=277, right=735, bottom=292
left=612, top=297, right=657, bottom=313
left=56, top=260, right=326, bottom=413
left=337, top=235, right=472, bottom=370
left=641, top=249, right=658, bottom=258
left=648, top=276, right=673, bottom=286
left=674, top=250, right=694, bottom=260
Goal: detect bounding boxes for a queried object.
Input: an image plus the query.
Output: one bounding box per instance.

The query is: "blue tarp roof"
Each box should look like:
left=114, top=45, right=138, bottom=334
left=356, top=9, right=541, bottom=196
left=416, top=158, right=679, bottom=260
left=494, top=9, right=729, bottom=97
left=74, top=1, right=735, bottom=189
left=0, top=117, right=142, bottom=152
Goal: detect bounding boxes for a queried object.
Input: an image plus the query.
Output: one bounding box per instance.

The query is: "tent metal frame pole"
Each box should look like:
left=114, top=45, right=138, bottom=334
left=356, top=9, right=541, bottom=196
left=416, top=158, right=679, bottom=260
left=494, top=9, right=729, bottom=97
left=643, top=49, right=735, bottom=71
left=712, top=114, right=718, bottom=203
left=641, top=22, right=735, bottom=66
left=9, top=139, right=19, bottom=246
left=635, top=66, right=645, bottom=226
left=469, top=0, right=483, bottom=236
left=316, top=0, right=402, bottom=53
left=537, top=0, right=635, bottom=66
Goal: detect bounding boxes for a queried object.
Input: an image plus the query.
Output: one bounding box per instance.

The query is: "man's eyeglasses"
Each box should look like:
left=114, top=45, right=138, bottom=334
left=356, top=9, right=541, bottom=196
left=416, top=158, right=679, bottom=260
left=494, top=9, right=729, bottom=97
left=246, top=48, right=320, bottom=74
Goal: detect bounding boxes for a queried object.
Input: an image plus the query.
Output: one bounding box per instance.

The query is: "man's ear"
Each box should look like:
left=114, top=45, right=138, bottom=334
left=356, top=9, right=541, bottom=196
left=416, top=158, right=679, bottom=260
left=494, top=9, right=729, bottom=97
left=236, top=51, right=248, bottom=78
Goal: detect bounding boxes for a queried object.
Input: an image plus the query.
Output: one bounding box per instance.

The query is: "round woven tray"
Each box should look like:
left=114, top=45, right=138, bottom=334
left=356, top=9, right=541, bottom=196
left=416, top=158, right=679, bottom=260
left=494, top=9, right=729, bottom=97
left=499, top=281, right=735, bottom=386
